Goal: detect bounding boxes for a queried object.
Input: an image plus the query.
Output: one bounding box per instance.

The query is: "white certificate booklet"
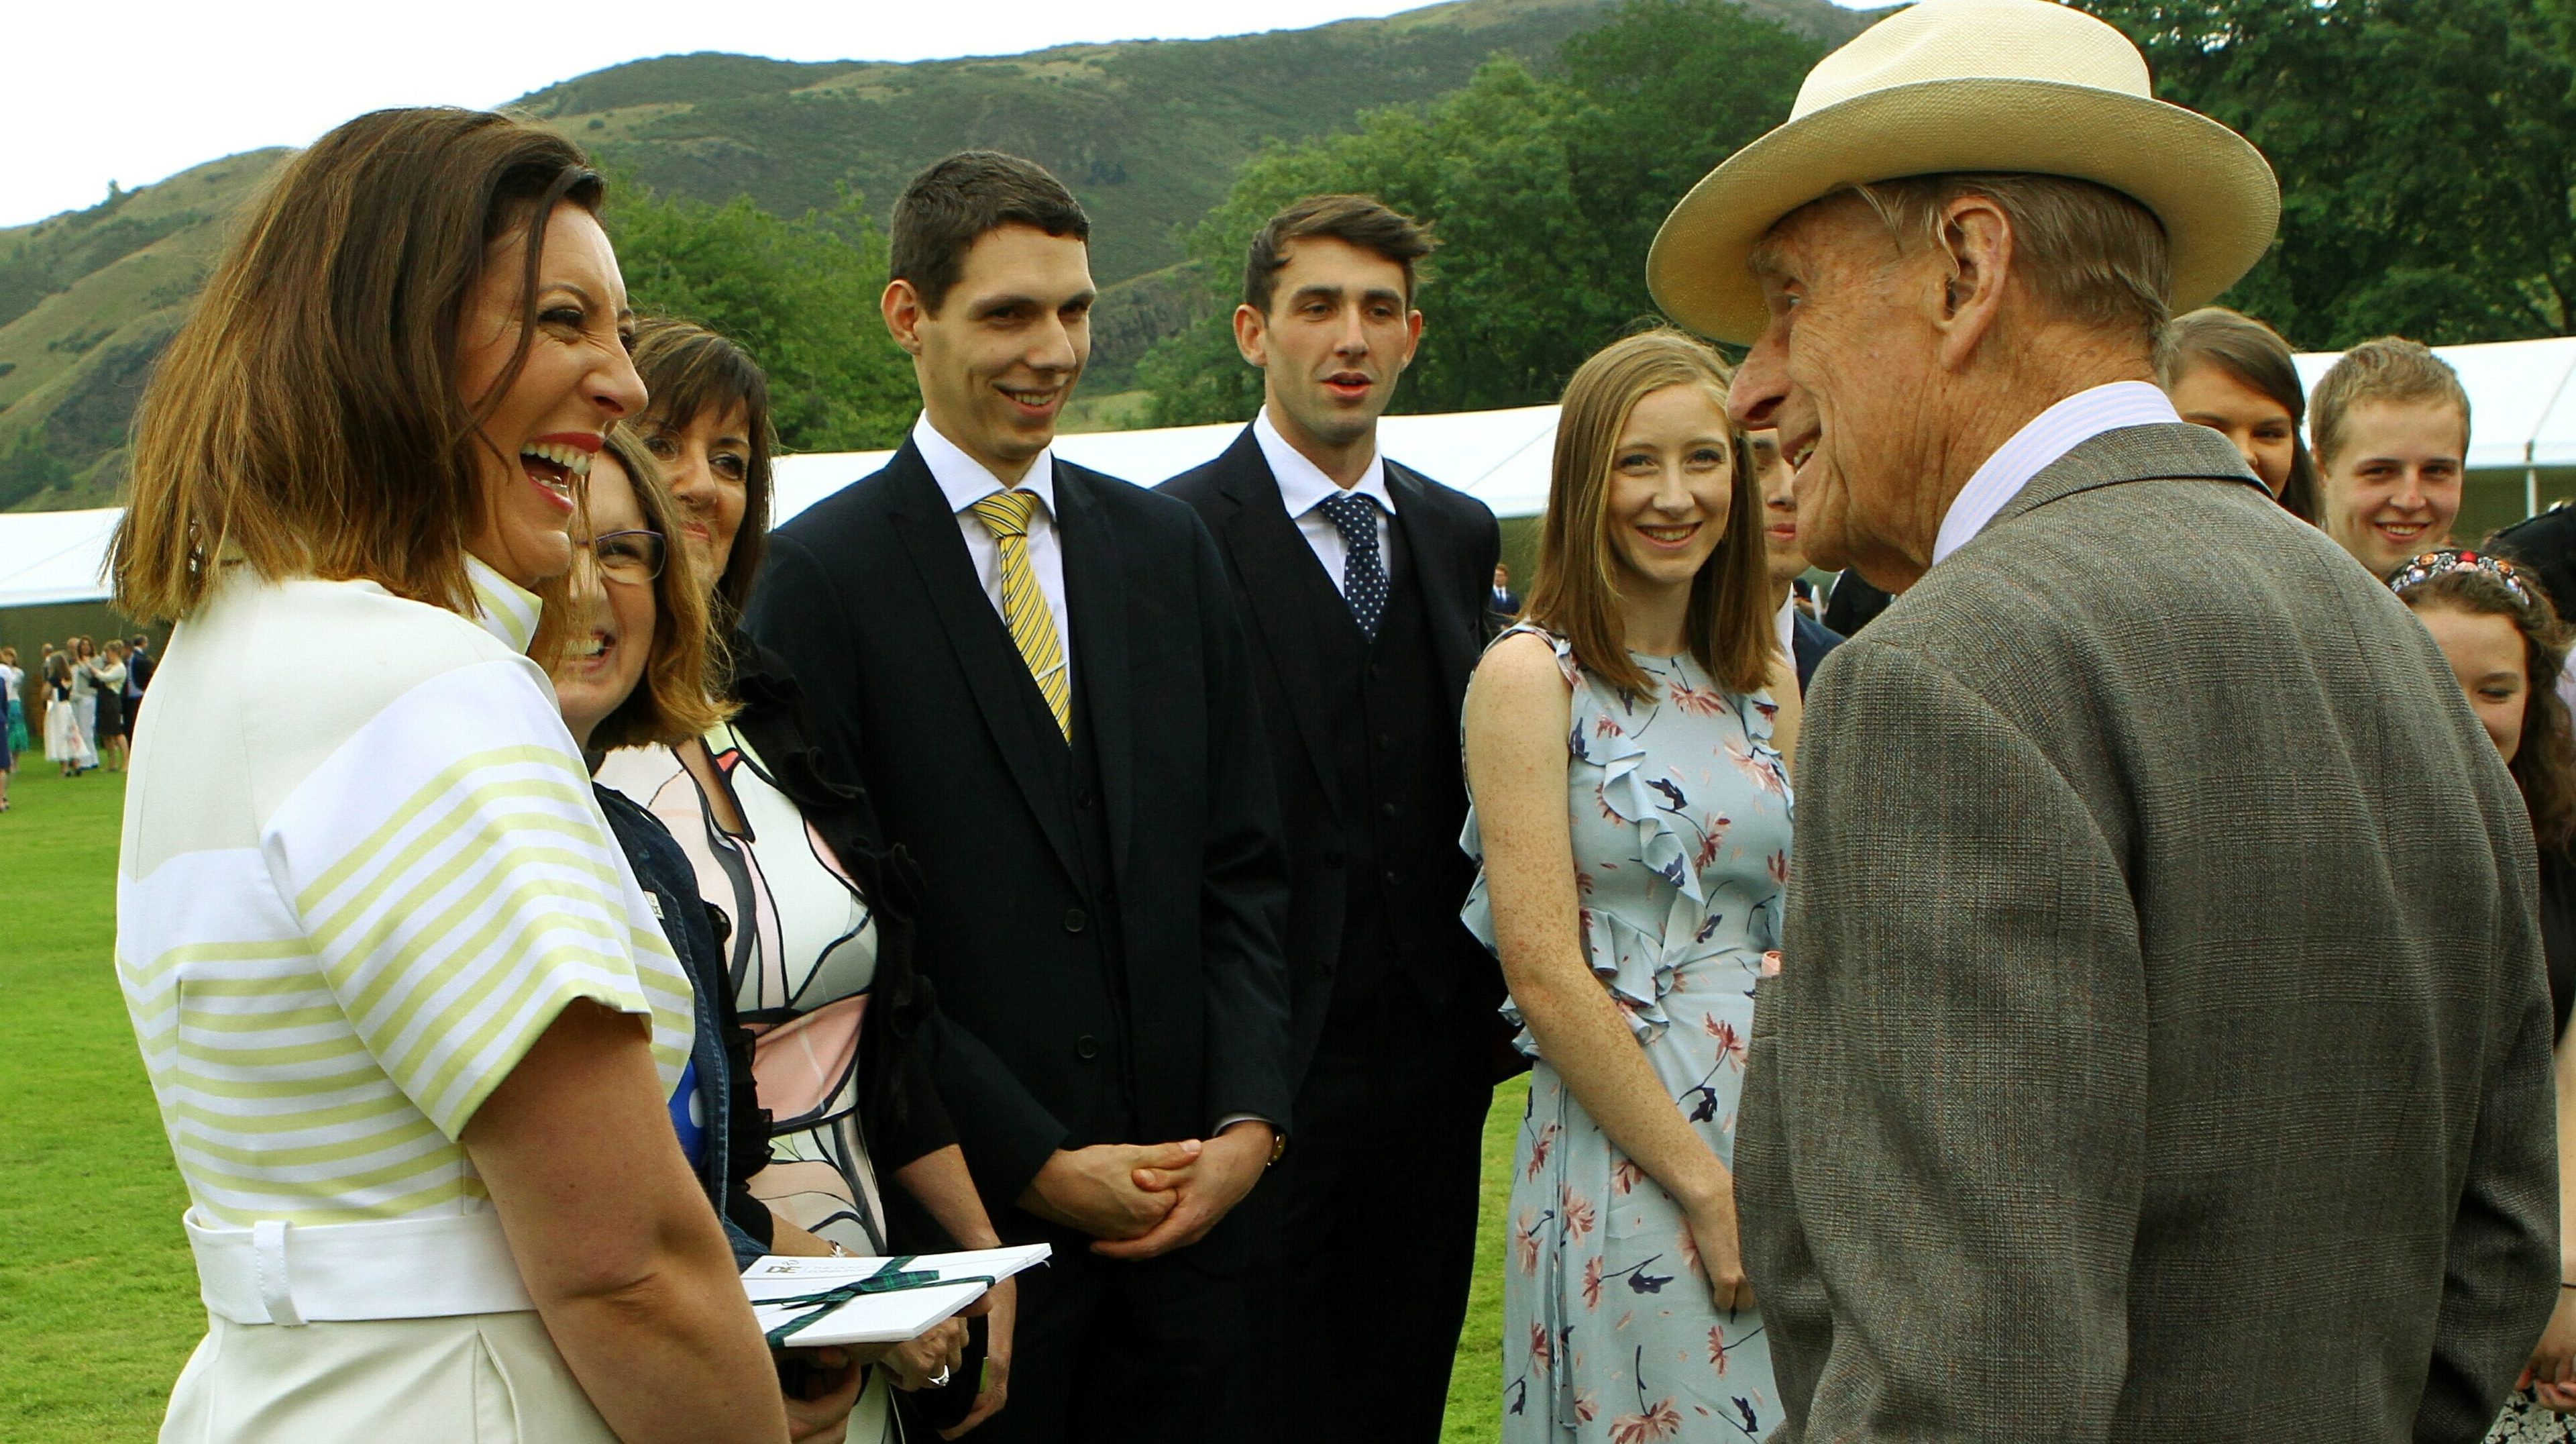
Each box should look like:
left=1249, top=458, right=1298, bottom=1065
left=740, top=1244, right=1053, bottom=1347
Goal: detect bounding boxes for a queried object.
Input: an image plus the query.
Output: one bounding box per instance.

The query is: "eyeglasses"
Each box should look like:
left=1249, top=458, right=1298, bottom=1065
left=578, top=528, right=667, bottom=584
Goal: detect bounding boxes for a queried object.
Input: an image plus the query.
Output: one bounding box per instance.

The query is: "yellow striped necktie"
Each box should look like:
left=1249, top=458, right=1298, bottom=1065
left=967, top=488, right=1071, bottom=740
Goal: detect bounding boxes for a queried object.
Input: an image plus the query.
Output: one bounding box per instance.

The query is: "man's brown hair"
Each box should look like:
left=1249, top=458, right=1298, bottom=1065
left=112, top=107, right=604, bottom=623
left=890, top=151, right=1090, bottom=315
left=1527, top=328, right=1773, bottom=699
left=1242, top=194, right=1438, bottom=315
left=2310, top=336, right=2471, bottom=471
left=576, top=427, right=734, bottom=754
left=630, top=317, right=777, bottom=627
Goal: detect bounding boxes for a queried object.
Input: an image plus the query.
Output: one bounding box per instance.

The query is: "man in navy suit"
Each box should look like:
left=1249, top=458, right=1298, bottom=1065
left=751, top=152, right=1292, bottom=1442
left=1162, top=195, right=1506, bottom=1443
left=1752, top=427, right=1843, bottom=693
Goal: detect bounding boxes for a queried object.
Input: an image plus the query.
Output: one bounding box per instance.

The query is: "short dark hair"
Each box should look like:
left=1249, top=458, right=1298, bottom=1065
left=1242, top=194, right=1436, bottom=315
left=890, top=152, right=1090, bottom=315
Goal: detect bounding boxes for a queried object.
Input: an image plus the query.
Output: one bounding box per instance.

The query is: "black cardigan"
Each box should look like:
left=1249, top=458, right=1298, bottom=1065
left=723, top=631, right=959, bottom=1176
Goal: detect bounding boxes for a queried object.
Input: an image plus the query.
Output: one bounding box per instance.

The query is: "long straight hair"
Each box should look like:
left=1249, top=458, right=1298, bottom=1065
left=2157, top=307, right=2320, bottom=523
left=1525, top=329, right=1771, bottom=699
left=113, top=108, right=604, bottom=622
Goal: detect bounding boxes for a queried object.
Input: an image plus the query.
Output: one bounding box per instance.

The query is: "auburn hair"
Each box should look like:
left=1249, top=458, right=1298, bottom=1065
left=1525, top=329, right=1772, bottom=699
left=629, top=317, right=777, bottom=626
left=112, top=107, right=604, bottom=623
left=577, top=428, right=735, bottom=753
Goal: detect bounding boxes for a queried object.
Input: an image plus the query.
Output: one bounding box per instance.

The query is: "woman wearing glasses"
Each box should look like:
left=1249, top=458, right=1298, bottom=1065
left=550, top=431, right=967, bottom=1440
left=598, top=319, right=1011, bottom=1441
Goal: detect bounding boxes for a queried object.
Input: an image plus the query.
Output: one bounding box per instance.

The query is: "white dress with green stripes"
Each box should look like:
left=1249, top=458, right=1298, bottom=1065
left=119, top=560, right=696, bottom=1442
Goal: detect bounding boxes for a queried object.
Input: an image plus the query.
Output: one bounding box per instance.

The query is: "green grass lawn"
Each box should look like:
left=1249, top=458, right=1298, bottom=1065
left=0, top=759, right=1523, bottom=1441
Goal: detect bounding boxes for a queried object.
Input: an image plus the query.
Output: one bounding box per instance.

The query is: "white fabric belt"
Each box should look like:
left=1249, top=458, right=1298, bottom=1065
left=185, top=1207, right=536, bottom=1326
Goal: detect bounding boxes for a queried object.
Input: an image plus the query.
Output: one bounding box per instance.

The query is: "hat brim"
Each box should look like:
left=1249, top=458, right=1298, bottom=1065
left=1646, top=78, right=2280, bottom=345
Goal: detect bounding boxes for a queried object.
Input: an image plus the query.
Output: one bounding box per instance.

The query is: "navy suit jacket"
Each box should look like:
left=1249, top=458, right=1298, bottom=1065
left=1792, top=608, right=1844, bottom=696
left=749, top=440, right=1294, bottom=1221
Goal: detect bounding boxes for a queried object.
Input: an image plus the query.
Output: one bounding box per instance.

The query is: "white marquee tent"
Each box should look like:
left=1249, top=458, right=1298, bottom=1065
left=7, top=338, right=2575, bottom=613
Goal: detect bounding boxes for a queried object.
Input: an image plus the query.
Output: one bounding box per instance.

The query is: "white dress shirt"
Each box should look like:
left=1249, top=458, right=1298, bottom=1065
left=1254, top=407, right=1397, bottom=590
left=914, top=413, right=1074, bottom=685
left=1931, top=381, right=2183, bottom=568
left=1772, top=592, right=1798, bottom=672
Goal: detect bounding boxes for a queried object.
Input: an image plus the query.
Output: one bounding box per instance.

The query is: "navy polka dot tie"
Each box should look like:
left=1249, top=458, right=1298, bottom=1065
left=1319, top=491, right=1387, bottom=640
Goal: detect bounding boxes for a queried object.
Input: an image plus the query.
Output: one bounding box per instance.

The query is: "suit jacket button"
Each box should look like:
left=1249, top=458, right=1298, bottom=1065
left=1064, top=907, right=1088, bottom=934
left=1075, top=1035, right=1099, bottom=1060
left=1322, top=849, right=1344, bottom=868
left=1074, top=788, right=1095, bottom=809
left=1380, top=801, right=1399, bottom=817
left=1383, top=870, right=1403, bottom=886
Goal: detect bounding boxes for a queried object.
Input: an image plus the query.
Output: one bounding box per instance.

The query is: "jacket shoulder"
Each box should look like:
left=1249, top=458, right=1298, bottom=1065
left=775, top=458, right=905, bottom=544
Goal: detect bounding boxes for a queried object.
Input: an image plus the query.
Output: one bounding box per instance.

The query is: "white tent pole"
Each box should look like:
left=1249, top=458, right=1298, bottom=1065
left=2528, top=351, right=2576, bottom=518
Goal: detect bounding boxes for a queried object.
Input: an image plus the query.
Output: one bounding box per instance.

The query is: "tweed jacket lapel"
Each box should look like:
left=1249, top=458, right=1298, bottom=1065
left=1974, top=422, right=2266, bottom=546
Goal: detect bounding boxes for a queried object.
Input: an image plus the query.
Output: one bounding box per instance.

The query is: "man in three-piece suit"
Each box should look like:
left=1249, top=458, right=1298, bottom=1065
left=749, top=151, right=1292, bottom=1442
left=1650, top=0, right=2559, bottom=1435
left=1161, top=195, right=1505, bottom=1443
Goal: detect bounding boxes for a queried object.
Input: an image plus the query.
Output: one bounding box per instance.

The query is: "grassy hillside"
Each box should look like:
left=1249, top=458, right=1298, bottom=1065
left=0, top=0, right=1871, bottom=509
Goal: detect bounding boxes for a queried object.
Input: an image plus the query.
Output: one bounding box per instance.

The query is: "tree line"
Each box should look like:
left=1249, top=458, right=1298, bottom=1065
left=592, top=0, right=2573, bottom=450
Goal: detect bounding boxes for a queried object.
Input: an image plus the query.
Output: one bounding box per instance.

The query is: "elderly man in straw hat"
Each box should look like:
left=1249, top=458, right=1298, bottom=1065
left=1652, top=0, right=2562, bottom=1435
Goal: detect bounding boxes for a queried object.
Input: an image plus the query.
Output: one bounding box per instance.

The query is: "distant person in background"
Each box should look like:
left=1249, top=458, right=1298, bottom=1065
left=2387, top=548, right=2576, bottom=1437
left=90, top=639, right=127, bottom=773
left=67, top=635, right=97, bottom=760
left=1490, top=561, right=1520, bottom=618
left=609, top=315, right=1019, bottom=1441
left=41, top=652, right=91, bottom=777
left=2157, top=306, right=2319, bottom=521
left=1161, top=193, right=1505, bottom=1444
left=124, top=632, right=154, bottom=723
left=0, top=646, right=20, bottom=811
left=1752, top=427, right=1842, bottom=694
left=1462, top=329, right=1790, bottom=1441
left=2314, top=336, right=2470, bottom=578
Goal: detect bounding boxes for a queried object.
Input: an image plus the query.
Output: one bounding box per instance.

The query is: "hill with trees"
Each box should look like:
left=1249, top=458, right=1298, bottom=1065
left=0, top=0, right=1868, bottom=510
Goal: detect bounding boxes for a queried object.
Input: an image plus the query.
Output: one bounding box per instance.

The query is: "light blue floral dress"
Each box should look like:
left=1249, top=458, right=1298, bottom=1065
left=1464, top=627, right=1793, bottom=1443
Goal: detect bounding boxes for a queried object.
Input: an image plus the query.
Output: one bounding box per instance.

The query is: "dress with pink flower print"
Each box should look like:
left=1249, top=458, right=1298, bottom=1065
left=1462, top=626, right=1791, bottom=1443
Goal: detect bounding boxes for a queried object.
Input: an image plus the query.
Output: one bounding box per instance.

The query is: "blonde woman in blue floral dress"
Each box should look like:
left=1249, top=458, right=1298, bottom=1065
left=1464, top=330, right=1798, bottom=1443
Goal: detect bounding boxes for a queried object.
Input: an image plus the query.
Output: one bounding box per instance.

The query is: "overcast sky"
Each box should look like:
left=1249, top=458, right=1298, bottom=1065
left=5, top=0, right=1866, bottom=229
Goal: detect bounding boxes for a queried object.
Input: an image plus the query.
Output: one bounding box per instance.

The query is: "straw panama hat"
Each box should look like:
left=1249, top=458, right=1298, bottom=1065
left=1646, top=0, right=2280, bottom=345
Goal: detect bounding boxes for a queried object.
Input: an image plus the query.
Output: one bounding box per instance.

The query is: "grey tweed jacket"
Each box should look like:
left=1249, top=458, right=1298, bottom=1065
left=1736, top=423, right=2559, bottom=1441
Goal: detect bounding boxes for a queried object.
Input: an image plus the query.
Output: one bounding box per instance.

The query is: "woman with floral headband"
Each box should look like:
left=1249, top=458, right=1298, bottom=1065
left=2392, top=547, right=2576, bottom=1438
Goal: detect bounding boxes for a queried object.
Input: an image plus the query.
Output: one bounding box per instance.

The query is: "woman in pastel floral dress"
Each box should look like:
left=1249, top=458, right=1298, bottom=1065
left=1464, top=330, right=1800, bottom=1443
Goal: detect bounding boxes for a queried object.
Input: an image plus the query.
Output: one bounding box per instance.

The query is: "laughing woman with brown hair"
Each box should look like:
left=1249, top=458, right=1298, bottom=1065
left=109, top=109, right=785, bottom=1443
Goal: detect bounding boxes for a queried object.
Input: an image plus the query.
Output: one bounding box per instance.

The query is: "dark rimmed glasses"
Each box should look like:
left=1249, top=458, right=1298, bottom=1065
left=579, top=528, right=667, bottom=584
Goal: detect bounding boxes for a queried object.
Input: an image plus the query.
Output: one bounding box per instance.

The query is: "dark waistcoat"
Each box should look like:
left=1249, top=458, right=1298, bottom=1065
left=1010, top=670, right=1137, bottom=1145
left=1299, top=526, right=1477, bottom=1019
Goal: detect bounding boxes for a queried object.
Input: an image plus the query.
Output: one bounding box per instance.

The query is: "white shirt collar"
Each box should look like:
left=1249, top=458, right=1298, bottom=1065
left=1930, top=380, right=2181, bottom=568
left=1254, top=407, right=1395, bottom=520
left=1773, top=590, right=1797, bottom=665
left=465, top=555, right=542, bottom=656
left=914, top=412, right=1057, bottom=519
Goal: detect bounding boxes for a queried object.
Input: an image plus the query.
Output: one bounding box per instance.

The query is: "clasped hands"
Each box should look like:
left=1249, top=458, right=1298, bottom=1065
left=1017, top=1120, right=1274, bottom=1259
